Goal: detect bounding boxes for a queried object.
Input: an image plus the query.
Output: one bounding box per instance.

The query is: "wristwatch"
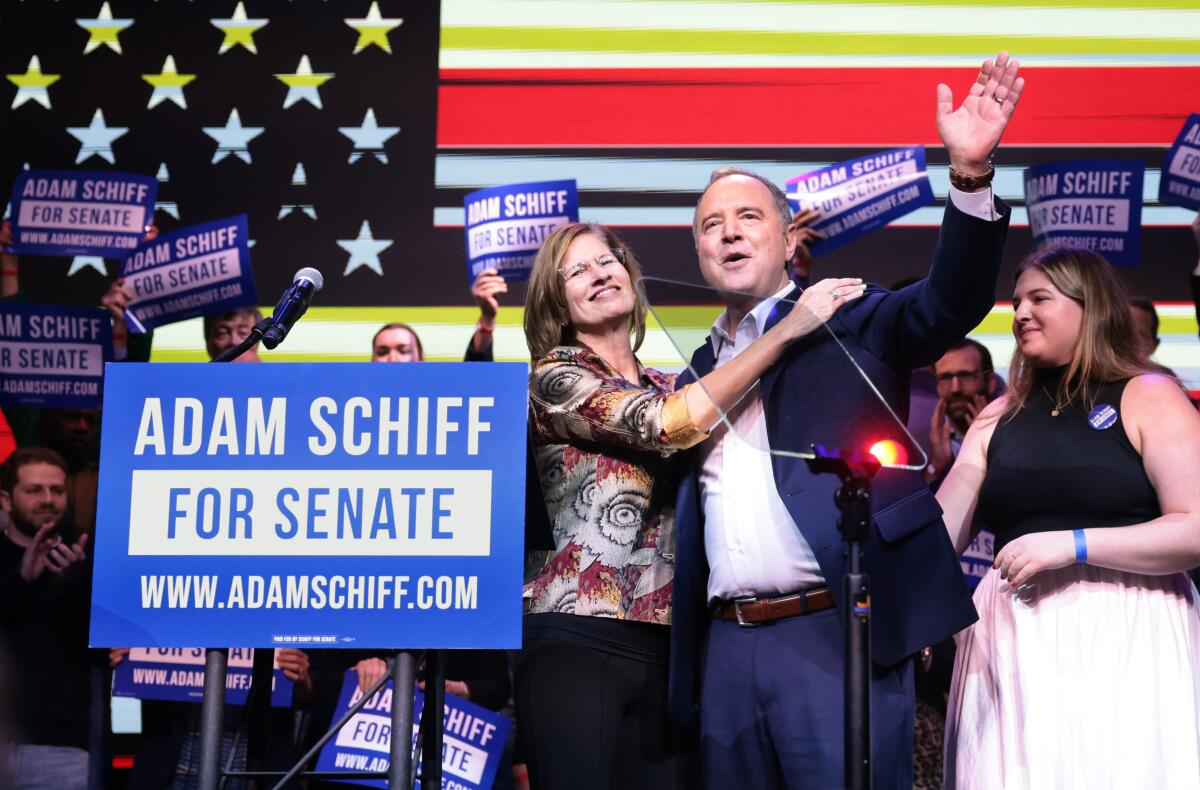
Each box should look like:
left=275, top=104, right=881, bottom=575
left=948, top=162, right=995, bottom=192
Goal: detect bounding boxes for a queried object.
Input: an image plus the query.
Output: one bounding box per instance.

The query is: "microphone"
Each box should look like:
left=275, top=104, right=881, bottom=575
left=260, top=268, right=323, bottom=349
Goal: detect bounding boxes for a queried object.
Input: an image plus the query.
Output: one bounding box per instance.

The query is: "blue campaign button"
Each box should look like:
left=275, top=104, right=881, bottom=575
left=1088, top=403, right=1118, bottom=430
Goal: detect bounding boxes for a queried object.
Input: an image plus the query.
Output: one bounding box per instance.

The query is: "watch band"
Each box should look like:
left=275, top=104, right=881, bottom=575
left=948, top=162, right=995, bottom=192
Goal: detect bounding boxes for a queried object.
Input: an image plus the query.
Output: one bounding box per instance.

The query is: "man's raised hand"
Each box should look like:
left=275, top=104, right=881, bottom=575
left=936, top=51, right=1024, bottom=177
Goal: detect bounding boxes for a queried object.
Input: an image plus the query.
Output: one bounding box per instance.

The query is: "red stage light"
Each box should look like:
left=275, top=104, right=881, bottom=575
left=867, top=439, right=907, bottom=467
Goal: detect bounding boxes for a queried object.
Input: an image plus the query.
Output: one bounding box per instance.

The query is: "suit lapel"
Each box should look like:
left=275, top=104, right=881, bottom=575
left=759, top=295, right=794, bottom=404
left=683, top=339, right=716, bottom=385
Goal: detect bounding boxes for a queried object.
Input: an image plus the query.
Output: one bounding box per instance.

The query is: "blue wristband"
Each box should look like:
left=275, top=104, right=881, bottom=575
left=1073, top=529, right=1088, bottom=564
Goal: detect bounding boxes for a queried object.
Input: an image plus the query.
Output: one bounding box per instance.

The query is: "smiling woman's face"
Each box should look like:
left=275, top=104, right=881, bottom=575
left=1012, top=267, right=1084, bottom=368
left=560, top=232, right=635, bottom=334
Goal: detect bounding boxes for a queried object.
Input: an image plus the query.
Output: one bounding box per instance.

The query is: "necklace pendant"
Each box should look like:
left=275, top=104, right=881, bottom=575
left=1051, top=408, right=1060, bottom=417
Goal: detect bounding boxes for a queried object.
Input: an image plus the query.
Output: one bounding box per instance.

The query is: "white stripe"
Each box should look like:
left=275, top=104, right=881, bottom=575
left=436, top=154, right=1168, bottom=201
left=440, top=50, right=1200, bottom=68
left=435, top=205, right=1197, bottom=228
left=441, top=1, right=1200, bottom=40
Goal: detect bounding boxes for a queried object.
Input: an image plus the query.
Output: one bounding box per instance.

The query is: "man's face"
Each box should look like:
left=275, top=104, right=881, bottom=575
left=934, top=346, right=993, bottom=430
left=206, top=313, right=260, bottom=362
left=0, top=462, right=67, bottom=537
left=1129, top=306, right=1159, bottom=360
left=40, top=409, right=98, bottom=460
left=694, top=175, right=795, bottom=309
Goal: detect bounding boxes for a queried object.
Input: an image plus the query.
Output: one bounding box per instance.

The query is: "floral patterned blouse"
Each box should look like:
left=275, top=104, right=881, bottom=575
left=525, top=345, right=707, bottom=625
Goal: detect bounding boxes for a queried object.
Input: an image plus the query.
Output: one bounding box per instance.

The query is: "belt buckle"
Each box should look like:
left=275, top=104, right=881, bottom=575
left=733, top=598, right=761, bottom=628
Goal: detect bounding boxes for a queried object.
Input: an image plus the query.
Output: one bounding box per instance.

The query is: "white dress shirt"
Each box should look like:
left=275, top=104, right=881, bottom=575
left=700, top=186, right=1000, bottom=602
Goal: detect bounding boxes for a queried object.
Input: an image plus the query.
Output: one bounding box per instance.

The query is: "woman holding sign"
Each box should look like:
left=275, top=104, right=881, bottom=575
left=518, top=222, right=864, bottom=789
left=937, top=247, right=1200, bottom=788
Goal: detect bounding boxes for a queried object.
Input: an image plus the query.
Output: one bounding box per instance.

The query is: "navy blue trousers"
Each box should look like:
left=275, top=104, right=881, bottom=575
left=699, top=608, right=915, bottom=790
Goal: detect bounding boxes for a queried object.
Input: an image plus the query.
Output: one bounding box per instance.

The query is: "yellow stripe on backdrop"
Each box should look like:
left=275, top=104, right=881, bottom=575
left=149, top=305, right=1200, bottom=388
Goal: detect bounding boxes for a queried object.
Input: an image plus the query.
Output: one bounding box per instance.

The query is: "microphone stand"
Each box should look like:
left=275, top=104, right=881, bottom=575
left=806, top=444, right=880, bottom=790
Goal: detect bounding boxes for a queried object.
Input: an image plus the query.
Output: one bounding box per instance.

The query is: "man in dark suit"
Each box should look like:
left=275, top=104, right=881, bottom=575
left=669, top=52, right=1025, bottom=788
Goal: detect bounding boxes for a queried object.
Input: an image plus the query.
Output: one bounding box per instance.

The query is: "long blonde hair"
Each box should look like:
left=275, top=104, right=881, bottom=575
left=1004, top=246, right=1153, bottom=418
left=523, top=223, right=647, bottom=359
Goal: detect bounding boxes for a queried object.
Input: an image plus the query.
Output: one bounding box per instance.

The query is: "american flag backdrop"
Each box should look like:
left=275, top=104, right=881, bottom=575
left=2, top=1, right=440, bottom=305
left=431, top=0, right=1200, bottom=381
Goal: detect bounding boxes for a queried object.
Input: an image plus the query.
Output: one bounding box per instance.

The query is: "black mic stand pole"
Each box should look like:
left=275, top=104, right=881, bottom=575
left=196, top=321, right=270, bottom=790
left=806, top=445, right=880, bottom=790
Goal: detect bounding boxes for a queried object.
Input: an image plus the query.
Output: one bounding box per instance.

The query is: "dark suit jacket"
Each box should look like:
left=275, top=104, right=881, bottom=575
left=668, top=198, right=1010, bottom=727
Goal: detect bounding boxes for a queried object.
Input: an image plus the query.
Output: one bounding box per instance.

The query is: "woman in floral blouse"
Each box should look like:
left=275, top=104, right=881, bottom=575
left=516, top=222, right=863, bottom=789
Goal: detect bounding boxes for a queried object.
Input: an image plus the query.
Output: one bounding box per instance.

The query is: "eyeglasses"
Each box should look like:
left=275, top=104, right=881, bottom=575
left=936, top=369, right=988, bottom=385
left=559, top=248, right=627, bottom=282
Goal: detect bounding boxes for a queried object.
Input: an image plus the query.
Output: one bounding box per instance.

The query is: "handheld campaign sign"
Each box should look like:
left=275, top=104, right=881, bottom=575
left=0, top=302, right=111, bottom=408
left=959, top=530, right=995, bottom=593
left=89, top=362, right=527, bottom=649
left=1023, top=161, right=1145, bottom=267
left=117, top=215, right=258, bottom=332
left=9, top=170, right=157, bottom=257
left=314, top=670, right=510, bottom=790
left=786, top=147, right=934, bottom=256
left=1159, top=114, right=1200, bottom=210
left=112, top=647, right=293, bottom=707
left=464, top=179, right=578, bottom=282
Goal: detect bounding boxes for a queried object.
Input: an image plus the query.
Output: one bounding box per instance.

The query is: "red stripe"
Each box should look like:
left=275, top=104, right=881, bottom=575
left=438, top=67, right=1200, bottom=147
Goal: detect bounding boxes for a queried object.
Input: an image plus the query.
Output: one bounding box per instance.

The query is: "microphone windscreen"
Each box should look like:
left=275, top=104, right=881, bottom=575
left=294, top=267, right=324, bottom=291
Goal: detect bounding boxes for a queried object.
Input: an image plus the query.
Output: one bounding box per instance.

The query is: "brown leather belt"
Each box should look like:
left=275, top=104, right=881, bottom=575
left=711, top=587, right=836, bottom=627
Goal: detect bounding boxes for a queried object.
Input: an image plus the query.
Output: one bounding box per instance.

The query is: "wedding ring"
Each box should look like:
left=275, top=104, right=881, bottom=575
left=993, top=95, right=1004, bottom=104
left=831, top=289, right=841, bottom=299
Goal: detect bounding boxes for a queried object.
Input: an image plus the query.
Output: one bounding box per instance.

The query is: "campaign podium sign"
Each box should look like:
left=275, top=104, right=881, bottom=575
left=0, top=302, right=112, bottom=408
left=113, top=647, right=293, bottom=706
left=9, top=170, right=157, bottom=257
left=89, top=362, right=527, bottom=650
left=315, top=670, right=510, bottom=789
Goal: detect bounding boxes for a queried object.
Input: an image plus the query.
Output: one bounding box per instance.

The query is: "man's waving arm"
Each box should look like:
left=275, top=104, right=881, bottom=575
left=853, top=52, right=1025, bottom=368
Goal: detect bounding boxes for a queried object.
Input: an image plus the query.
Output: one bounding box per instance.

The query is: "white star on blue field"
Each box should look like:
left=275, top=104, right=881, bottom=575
left=67, top=108, right=127, bottom=163
left=338, top=108, right=399, bottom=163
left=202, top=108, right=264, bottom=164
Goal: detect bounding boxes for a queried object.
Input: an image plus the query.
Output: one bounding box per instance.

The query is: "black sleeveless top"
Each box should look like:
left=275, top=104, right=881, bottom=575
left=976, top=371, right=1161, bottom=553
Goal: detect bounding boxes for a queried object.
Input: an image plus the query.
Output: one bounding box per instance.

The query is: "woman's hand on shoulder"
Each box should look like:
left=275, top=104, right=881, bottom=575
left=782, top=277, right=867, bottom=340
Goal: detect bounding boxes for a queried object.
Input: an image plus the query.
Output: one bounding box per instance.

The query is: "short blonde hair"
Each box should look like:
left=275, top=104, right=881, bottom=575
left=523, top=223, right=647, bottom=360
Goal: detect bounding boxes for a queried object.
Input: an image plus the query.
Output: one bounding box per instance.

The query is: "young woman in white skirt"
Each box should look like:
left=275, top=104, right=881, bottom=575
left=936, top=246, right=1200, bottom=789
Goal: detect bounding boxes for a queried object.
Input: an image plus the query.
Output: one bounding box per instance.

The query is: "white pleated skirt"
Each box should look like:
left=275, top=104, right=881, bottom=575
left=945, top=564, right=1200, bottom=790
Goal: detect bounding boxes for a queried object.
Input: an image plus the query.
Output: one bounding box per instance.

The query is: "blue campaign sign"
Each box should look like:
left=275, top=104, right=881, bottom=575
left=959, top=530, right=995, bottom=592
left=9, top=170, right=157, bottom=257
left=314, top=670, right=511, bottom=790
left=1159, top=114, right=1200, bottom=210
left=786, top=147, right=934, bottom=256
left=89, top=362, right=527, bottom=650
left=1024, top=160, right=1145, bottom=267
left=464, top=179, right=578, bottom=282
left=0, top=302, right=112, bottom=408
left=118, top=215, right=258, bottom=332
left=112, top=647, right=293, bottom=707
